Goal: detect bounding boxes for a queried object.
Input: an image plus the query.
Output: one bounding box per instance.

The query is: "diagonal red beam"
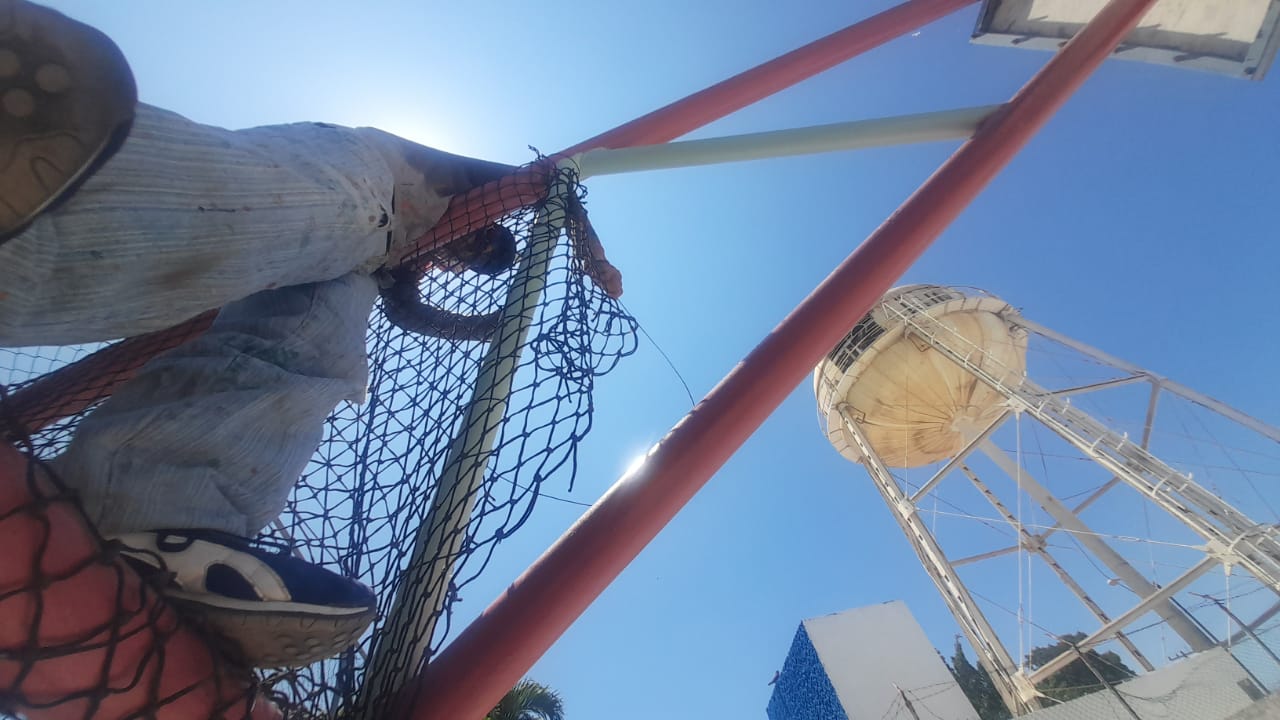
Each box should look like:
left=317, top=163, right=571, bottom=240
left=397, top=0, right=1161, bottom=718
left=3, top=313, right=215, bottom=440
left=0, top=1, right=978, bottom=715
left=558, top=0, right=980, bottom=154
left=399, top=0, right=980, bottom=263
left=12, top=0, right=978, bottom=433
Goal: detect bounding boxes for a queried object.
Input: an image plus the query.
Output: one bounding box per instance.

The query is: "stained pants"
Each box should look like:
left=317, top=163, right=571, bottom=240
left=2, top=104, right=408, bottom=535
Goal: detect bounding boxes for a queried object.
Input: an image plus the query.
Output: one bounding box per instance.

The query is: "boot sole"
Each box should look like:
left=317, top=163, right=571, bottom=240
left=171, top=597, right=377, bottom=669
left=0, top=0, right=136, bottom=242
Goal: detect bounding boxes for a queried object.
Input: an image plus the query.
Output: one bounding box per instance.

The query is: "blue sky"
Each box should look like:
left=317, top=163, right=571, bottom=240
left=39, top=1, right=1280, bottom=718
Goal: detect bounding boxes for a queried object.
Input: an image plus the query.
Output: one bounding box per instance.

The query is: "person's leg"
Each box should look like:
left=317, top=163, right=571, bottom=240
left=0, top=103, right=522, bottom=347
left=52, top=272, right=376, bottom=536
left=0, top=104, right=396, bottom=346
left=50, top=272, right=379, bottom=668
left=0, top=0, right=521, bottom=672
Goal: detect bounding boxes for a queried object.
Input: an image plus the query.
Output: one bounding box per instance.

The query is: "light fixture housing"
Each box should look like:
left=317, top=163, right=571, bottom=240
left=972, top=0, right=1280, bottom=80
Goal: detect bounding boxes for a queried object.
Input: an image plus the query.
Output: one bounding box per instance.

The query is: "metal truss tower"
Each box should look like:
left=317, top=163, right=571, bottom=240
left=814, top=285, right=1280, bottom=714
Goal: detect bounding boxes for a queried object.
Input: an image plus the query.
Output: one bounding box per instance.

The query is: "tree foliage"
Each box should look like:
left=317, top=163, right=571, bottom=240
left=947, top=632, right=1138, bottom=717
left=947, top=639, right=1011, bottom=720
left=485, top=679, right=565, bottom=720
left=1027, top=632, right=1135, bottom=703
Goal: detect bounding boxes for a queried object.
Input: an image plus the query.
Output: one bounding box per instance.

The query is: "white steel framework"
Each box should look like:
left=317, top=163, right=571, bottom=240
left=814, top=285, right=1280, bottom=714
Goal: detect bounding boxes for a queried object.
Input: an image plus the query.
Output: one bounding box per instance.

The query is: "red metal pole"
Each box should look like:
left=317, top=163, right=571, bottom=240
left=558, top=0, right=980, bottom=155
left=11, top=0, right=975, bottom=432
left=398, top=0, right=1160, bottom=718
left=399, top=0, right=979, bottom=264
left=3, top=313, right=215, bottom=440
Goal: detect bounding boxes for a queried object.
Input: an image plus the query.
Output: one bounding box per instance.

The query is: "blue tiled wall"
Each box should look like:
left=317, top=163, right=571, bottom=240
left=767, top=624, right=849, bottom=720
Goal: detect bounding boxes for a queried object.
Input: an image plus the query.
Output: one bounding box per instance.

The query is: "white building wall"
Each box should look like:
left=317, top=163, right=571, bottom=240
left=804, top=601, right=978, bottom=720
left=1022, top=647, right=1260, bottom=720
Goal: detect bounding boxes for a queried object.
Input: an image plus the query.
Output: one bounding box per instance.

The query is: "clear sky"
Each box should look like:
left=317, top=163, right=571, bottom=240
left=38, top=1, right=1280, bottom=718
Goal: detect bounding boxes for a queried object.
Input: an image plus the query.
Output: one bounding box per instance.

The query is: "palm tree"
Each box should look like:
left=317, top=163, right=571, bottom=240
left=485, top=679, right=565, bottom=720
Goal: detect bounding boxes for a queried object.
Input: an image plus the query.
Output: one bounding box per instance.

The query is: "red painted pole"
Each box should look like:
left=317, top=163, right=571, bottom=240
left=398, top=0, right=1160, bottom=718
left=399, top=0, right=980, bottom=264
left=558, top=0, right=980, bottom=155
left=11, top=0, right=976, bottom=433
left=3, top=313, right=215, bottom=440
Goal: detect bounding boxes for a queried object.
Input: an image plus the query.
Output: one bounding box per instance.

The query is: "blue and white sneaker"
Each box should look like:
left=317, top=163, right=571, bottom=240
left=112, top=529, right=376, bottom=668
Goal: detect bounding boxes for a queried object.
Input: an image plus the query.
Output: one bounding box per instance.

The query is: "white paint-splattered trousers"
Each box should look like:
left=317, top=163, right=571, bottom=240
left=1, top=104, right=413, bottom=536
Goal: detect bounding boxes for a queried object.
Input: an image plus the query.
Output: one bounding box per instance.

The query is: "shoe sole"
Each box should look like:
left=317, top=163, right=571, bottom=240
left=0, top=0, right=136, bottom=242
left=171, top=597, right=377, bottom=669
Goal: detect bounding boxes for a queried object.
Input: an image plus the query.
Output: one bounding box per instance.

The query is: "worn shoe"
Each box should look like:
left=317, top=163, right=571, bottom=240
left=113, top=529, right=377, bottom=668
left=0, top=0, right=136, bottom=243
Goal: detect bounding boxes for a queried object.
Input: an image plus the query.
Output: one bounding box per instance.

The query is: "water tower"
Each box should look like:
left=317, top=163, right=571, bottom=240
left=814, top=285, right=1280, bottom=714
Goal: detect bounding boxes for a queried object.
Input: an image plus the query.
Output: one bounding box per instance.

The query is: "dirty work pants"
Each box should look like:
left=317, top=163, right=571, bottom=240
left=0, top=103, right=394, bottom=536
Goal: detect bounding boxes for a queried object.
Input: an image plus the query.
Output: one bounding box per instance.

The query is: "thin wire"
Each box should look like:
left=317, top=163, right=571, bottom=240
left=970, top=587, right=1055, bottom=638
left=1080, top=642, right=1139, bottom=682
left=902, top=473, right=1016, bottom=540
left=932, top=490, right=939, bottom=538
left=1188, top=398, right=1280, bottom=523
left=997, top=445, right=1280, bottom=478
left=619, top=299, right=695, bottom=408
left=1143, top=427, right=1280, bottom=465
left=970, top=587, right=1130, bottom=660
left=878, top=695, right=903, bottom=720
left=904, top=688, right=950, bottom=720
left=1173, top=397, right=1219, bottom=498
left=1066, top=535, right=1127, bottom=586
left=537, top=488, right=593, bottom=508
left=1016, top=412, right=1026, bottom=673
left=1199, top=581, right=1269, bottom=604
left=1138, top=444, right=1167, bottom=659
left=924, top=509, right=1207, bottom=551
left=1057, top=482, right=1111, bottom=501
left=1225, top=566, right=1234, bottom=649
left=1149, top=423, right=1280, bottom=464
left=1121, top=582, right=1270, bottom=640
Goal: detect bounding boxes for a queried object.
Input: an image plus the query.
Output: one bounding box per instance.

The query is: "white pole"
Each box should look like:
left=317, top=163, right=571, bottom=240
left=1014, top=316, right=1280, bottom=444
left=979, top=440, right=1216, bottom=652
left=1027, top=557, right=1219, bottom=685
left=358, top=170, right=577, bottom=714
left=908, top=409, right=1009, bottom=502
left=837, top=404, right=1043, bottom=714
left=570, top=105, right=1001, bottom=178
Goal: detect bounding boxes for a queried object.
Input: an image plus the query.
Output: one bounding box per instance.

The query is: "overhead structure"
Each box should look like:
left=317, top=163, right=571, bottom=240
left=972, top=0, right=1280, bottom=80
left=3, top=1, right=1279, bottom=719
left=815, top=285, right=1280, bottom=714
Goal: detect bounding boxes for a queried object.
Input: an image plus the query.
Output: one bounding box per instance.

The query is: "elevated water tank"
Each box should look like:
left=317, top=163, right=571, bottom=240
left=814, top=285, right=1027, bottom=468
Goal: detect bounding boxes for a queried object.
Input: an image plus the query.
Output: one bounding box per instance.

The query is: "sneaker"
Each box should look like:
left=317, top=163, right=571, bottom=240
left=112, top=529, right=377, bottom=669
left=0, top=0, right=136, bottom=242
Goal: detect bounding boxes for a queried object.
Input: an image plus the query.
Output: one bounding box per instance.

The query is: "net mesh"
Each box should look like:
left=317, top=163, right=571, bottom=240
left=0, top=165, right=638, bottom=718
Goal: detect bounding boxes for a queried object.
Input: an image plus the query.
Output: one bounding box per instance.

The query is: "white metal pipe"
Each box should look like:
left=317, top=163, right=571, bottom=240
left=839, top=405, right=1044, bottom=714
left=1027, top=557, right=1219, bottom=685
left=961, top=466, right=1156, bottom=672
left=570, top=105, right=1001, bottom=179
left=980, top=440, right=1217, bottom=652
left=359, top=172, right=576, bottom=714
left=892, top=301, right=1280, bottom=598
left=909, top=410, right=1009, bottom=503
left=1014, top=316, right=1280, bottom=444
left=1038, top=382, right=1159, bottom=542
left=953, top=544, right=1020, bottom=567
